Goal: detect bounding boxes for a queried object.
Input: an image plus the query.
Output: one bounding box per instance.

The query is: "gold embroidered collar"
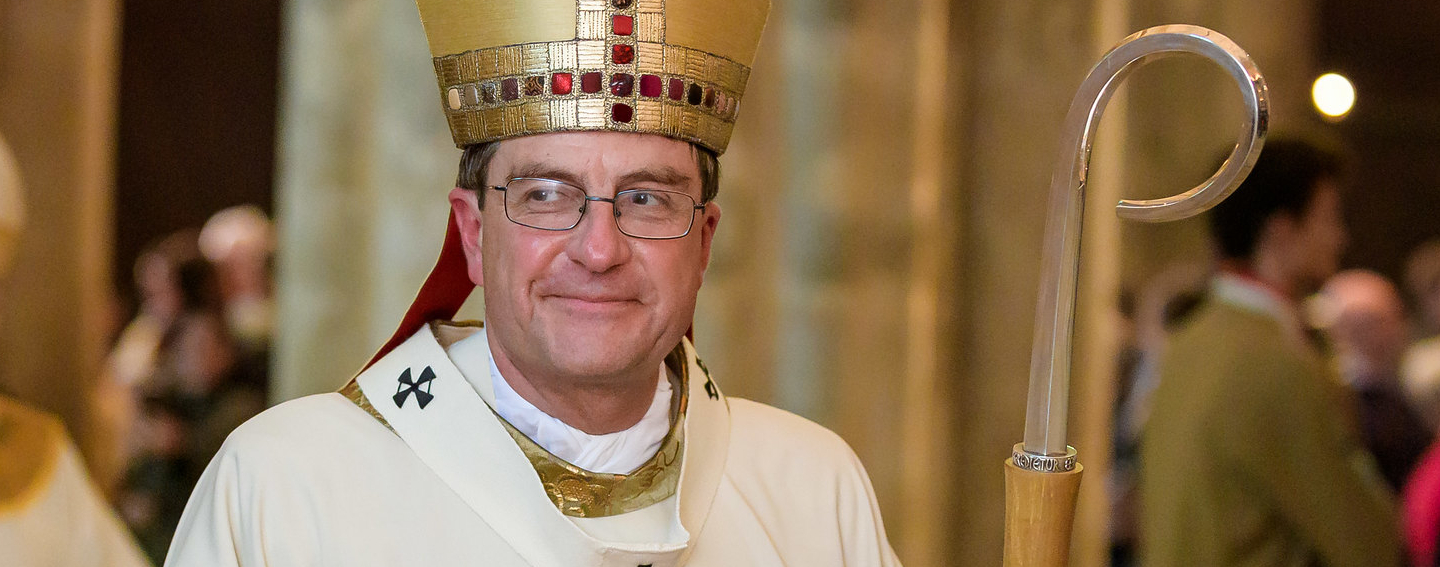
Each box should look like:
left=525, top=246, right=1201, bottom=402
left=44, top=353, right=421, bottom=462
left=339, top=325, right=689, bottom=518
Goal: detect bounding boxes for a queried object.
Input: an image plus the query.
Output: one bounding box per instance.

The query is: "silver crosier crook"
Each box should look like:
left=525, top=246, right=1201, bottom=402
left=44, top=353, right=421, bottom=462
left=1017, top=24, right=1269, bottom=466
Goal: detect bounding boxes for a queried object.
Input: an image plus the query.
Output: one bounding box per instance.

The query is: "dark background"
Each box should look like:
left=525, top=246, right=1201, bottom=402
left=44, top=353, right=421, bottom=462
left=113, top=0, right=280, bottom=304
left=1320, top=0, right=1440, bottom=287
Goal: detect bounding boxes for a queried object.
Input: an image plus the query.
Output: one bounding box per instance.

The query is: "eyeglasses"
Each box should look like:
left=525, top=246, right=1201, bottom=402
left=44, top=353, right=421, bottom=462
left=486, top=177, right=706, bottom=240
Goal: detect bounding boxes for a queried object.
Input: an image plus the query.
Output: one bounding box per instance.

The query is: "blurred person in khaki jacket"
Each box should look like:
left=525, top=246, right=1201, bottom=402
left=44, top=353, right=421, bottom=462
left=1140, top=139, right=1400, bottom=567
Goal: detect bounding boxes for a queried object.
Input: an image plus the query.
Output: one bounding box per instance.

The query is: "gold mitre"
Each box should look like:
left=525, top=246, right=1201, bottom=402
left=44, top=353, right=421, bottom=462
left=416, top=0, right=769, bottom=154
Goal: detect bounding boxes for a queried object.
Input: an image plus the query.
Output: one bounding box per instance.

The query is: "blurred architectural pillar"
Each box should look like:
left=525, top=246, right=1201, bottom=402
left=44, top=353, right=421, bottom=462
left=0, top=0, right=120, bottom=473
left=942, top=4, right=1128, bottom=566
left=701, top=0, right=1121, bottom=563
left=709, top=1, right=1319, bottom=566
left=272, top=0, right=464, bottom=401
left=696, top=0, right=965, bottom=564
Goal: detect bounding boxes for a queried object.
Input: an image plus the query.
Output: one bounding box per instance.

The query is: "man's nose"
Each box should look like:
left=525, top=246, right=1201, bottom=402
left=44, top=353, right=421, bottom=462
left=566, top=200, right=631, bottom=273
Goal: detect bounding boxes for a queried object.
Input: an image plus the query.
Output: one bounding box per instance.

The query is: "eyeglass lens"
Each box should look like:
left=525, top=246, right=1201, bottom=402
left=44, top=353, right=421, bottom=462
left=501, top=178, right=698, bottom=239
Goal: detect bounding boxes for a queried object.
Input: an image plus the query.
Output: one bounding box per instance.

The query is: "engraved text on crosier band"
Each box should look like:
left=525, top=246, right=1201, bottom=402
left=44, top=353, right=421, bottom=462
left=1010, top=443, right=1078, bottom=473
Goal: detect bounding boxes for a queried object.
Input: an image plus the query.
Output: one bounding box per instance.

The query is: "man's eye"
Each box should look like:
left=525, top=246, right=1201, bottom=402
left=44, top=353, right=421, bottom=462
left=624, top=191, right=667, bottom=207
left=524, top=189, right=560, bottom=202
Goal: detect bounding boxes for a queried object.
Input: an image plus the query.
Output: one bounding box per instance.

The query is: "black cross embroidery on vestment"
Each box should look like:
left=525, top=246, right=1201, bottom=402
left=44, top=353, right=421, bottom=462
left=695, top=356, right=719, bottom=400
left=393, top=366, right=437, bottom=409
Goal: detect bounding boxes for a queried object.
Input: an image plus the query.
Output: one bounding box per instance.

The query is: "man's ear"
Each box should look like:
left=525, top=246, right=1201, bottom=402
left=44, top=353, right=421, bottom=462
left=697, top=202, right=721, bottom=273
left=449, top=187, right=485, bottom=286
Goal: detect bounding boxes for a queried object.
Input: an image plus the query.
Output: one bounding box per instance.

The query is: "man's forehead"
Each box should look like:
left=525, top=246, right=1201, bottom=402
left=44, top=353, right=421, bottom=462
left=491, top=132, right=701, bottom=184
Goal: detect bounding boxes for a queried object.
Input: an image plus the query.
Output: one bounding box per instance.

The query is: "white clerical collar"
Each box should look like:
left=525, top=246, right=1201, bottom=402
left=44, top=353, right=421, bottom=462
left=445, top=326, right=672, bottom=475
left=1212, top=272, right=1309, bottom=350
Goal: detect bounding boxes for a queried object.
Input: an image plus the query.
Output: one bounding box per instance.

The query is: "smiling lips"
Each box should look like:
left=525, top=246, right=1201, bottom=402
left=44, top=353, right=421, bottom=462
left=543, top=292, right=641, bottom=315
left=533, top=274, right=645, bottom=314
left=550, top=293, right=637, bottom=304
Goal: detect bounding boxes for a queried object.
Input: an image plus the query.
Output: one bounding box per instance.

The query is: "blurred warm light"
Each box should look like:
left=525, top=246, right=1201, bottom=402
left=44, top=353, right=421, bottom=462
left=1312, top=73, right=1356, bottom=119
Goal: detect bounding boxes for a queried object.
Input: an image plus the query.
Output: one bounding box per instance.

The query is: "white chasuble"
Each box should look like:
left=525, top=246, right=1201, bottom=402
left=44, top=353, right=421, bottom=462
left=0, top=397, right=151, bottom=567
left=165, top=324, right=900, bottom=566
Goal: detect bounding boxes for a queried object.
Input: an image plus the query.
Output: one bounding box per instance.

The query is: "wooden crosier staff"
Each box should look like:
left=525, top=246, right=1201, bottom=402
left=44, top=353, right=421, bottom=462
left=1003, top=24, right=1269, bottom=566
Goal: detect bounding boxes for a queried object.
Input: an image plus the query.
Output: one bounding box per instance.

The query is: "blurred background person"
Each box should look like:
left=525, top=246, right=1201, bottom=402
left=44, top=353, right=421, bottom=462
left=0, top=134, right=149, bottom=566
left=113, top=230, right=264, bottom=563
left=1107, top=262, right=1209, bottom=567
left=1316, top=269, right=1432, bottom=491
left=1140, top=139, right=1400, bottom=567
left=197, top=205, right=274, bottom=367
left=1403, top=241, right=1440, bottom=430
left=96, top=234, right=194, bottom=492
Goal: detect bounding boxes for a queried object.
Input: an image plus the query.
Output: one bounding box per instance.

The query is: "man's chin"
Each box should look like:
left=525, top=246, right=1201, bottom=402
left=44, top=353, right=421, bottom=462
left=538, top=328, right=656, bottom=376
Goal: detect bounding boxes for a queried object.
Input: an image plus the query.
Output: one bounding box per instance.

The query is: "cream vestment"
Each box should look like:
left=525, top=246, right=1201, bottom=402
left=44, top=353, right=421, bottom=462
left=166, top=324, right=899, bottom=566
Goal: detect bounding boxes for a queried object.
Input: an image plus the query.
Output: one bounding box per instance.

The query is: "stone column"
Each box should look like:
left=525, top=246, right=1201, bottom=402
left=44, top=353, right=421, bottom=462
left=271, top=0, right=465, bottom=401
left=944, top=3, right=1129, bottom=565
left=696, top=0, right=968, bottom=563
left=0, top=0, right=121, bottom=476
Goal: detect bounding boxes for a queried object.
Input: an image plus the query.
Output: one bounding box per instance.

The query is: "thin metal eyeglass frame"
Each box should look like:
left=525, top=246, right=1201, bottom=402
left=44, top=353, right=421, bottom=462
left=484, top=177, right=707, bottom=240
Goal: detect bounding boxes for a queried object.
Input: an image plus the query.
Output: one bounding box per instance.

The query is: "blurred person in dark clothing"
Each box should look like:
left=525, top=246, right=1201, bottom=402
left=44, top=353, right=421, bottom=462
left=1318, top=269, right=1432, bottom=491
left=1398, top=245, right=1440, bottom=566
left=1108, top=262, right=1209, bottom=567
left=198, top=205, right=273, bottom=397
left=116, top=232, right=264, bottom=563
left=1403, top=241, right=1440, bottom=429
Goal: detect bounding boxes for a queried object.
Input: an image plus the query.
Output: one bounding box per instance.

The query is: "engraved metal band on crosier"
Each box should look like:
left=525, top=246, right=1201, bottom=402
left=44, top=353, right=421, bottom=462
left=1011, top=443, right=1078, bottom=473
left=430, top=0, right=752, bottom=153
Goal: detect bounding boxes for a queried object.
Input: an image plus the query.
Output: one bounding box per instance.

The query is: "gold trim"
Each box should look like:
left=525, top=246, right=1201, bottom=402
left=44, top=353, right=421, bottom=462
left=501, top=342, right=689, bottom=518
left=433, top=44, right=750, bottom=103
left=433, top=40, right=749, bottom=152
left=339, top=324, right=687, bottom=518
left=339, top=380, right=395, bottom=434
left=0, top=397, right=63, bottom=515
left=426, top=0, right=753, bottom=154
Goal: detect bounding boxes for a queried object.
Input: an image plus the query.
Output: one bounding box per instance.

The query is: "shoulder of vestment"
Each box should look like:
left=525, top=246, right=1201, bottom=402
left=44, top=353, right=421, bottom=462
left=723, top=398, right=869, bottom=481
left=0, top=396, right=64, bottom=513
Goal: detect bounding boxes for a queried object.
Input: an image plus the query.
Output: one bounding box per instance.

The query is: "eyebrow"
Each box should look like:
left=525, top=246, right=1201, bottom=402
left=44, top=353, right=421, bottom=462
left=506, top=162, right=585, bottom=187
left=504, top=162, right=697, bottom=192
left=614, top=166, right=695, bottom=189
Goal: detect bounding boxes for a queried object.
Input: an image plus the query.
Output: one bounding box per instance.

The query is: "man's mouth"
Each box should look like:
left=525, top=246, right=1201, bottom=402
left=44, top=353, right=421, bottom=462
left=543, top=293, right=642, bottom=313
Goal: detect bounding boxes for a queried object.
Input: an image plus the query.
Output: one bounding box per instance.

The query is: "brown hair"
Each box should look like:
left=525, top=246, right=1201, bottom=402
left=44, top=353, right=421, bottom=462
left=456, top=139, right=720, bottom=209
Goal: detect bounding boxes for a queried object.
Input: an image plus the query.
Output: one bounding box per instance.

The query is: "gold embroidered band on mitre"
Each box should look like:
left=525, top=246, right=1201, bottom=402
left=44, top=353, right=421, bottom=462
left=417, top=0, right=770, bottom=154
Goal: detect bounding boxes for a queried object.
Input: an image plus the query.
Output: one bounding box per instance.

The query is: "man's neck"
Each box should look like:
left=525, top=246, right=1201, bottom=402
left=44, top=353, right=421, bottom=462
left=1224, top=257, right=1299, bottom=303
left=486, top=336, right=659, bottom=435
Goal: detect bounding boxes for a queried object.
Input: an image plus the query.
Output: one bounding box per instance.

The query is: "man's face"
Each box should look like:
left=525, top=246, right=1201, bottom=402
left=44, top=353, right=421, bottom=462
left=452, top=132, right=719, bottom=385
left=1285, top=180, right=1348, bottom=294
